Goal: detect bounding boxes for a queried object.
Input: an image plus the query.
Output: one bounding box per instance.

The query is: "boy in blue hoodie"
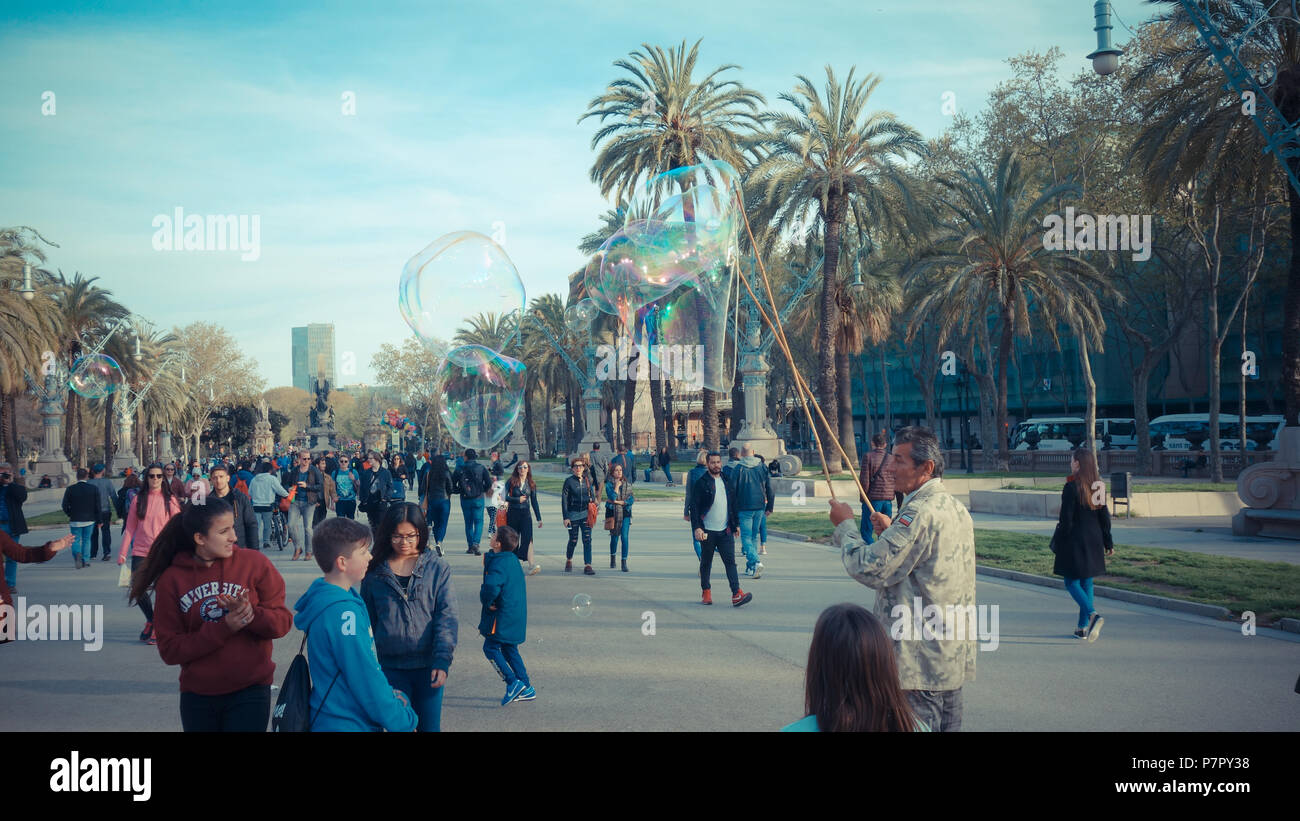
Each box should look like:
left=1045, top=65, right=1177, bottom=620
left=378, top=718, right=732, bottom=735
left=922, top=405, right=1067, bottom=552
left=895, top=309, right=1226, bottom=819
left=480, top=525, right=534, bottom=706
left=292, top=517, right=418, bottom=732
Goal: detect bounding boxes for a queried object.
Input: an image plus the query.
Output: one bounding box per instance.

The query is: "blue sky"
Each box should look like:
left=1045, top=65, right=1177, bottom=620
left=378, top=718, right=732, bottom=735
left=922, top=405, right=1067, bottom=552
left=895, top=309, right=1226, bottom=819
left=1, top=0, right=1155, bottom=387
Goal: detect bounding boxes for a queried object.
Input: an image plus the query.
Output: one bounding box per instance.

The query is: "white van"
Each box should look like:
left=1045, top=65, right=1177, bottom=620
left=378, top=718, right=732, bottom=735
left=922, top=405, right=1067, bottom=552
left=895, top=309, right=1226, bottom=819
left=1096, top=418, right=1136, bottom=449
left=1148, top=414, right=1284, bottom=451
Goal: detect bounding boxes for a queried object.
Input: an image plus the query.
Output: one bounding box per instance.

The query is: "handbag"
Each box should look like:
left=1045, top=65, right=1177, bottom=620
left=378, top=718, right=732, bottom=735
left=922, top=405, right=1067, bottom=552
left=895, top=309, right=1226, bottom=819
left=586, top=502, right=598, bottom=528
left=604, top=515, right=616, bottom=531
left=279, top=485, right=296, bottom=514
left=496, top=506, right=508, bottom=528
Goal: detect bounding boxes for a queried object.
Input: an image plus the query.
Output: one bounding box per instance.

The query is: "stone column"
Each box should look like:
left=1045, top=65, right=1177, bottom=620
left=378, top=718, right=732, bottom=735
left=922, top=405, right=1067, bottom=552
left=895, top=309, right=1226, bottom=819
left=28, top=373, right=76, bottom=488
left=576, top=343, right=610, bottom=453
left=158, top=429, right=175, bottom=463
left=731, top=302, right=785, bottom=459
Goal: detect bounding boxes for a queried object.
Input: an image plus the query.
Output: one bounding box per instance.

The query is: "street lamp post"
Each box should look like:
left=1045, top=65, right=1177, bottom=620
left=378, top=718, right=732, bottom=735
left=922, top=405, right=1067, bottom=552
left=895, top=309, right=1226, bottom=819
left=1085, top=0, right=1123, bottom=76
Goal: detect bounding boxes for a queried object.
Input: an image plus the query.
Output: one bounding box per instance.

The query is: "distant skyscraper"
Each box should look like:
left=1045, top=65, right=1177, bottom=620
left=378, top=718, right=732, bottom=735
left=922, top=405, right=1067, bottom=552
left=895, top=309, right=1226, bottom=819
left=291, top=323, right=335, bottom=393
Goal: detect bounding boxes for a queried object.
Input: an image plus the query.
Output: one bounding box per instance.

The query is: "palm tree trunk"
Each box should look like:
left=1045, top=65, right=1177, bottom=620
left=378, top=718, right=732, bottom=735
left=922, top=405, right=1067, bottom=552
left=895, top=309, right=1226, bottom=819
left=0, top=392, right=14, bottom=467
left=703, top=389, right=718, bottom=450
left=836, top=349, right=857, bottom=468
left=816, top=213, right=844, bottom=473
left=63, top=389, right=75, bottom=458
left=649, top=377, right=665, bottom=453
left=104, top=392, right=115, bottom=467
left=994, top=309, right=1015, bottom=471
left=663, top=380, right=675, bottom=449
left=881, top=348, right=893, bottom=435
left=730, top=369, right=744, bottom=441
left=622, top=353, right=637, bottom=451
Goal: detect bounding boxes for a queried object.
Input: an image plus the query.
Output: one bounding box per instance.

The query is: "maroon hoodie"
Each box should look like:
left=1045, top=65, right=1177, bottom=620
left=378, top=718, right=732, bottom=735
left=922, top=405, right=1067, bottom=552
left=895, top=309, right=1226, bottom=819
left=153, top=547, right=292, bottom=695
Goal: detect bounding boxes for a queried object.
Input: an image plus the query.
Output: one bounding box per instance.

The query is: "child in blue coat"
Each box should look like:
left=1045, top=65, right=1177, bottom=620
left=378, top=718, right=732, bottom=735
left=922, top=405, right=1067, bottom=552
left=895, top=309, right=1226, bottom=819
left=479, top=526, right=534, bottom=706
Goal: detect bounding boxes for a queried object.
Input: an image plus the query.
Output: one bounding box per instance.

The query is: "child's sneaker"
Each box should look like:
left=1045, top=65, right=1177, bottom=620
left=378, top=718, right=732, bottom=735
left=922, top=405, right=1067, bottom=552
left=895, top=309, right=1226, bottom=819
left=516, top=685, right=537, bottom=701
left=732, top=589, right=753, bottom=608
left=501, top=680, right=527, bottom=706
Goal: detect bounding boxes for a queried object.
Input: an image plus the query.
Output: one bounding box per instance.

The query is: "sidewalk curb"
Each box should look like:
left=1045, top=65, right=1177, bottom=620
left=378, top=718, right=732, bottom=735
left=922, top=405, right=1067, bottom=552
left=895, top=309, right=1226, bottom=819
left=1279, top=618, right=1300, bottom=634
left=975, top=565, right=1233, bottom=619
left=766, top=528, right=809, bottom=542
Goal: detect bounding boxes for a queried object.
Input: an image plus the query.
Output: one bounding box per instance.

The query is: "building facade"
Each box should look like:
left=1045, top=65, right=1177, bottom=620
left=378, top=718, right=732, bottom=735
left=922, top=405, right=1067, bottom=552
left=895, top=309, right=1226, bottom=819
left=291, top=323, right=336, bottom=392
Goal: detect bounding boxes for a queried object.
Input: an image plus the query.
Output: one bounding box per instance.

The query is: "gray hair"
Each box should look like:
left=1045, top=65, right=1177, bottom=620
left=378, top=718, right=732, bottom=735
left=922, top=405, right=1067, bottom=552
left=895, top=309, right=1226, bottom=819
left=893, top=426, right=943, bottom=477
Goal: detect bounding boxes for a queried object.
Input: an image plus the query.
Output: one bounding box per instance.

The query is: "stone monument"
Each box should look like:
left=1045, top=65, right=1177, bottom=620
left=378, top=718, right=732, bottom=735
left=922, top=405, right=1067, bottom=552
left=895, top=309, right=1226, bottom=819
left=730, top=302, right=787, bottom=461
left=26, top=372, right=76, bottom=488
left=1233, top=427, right=1300, bottom=539
left=253, top=398, right=275, bottom=456
left=306, top=375, right=337, bottom=454
left=363, top=395, right=387, bottom=454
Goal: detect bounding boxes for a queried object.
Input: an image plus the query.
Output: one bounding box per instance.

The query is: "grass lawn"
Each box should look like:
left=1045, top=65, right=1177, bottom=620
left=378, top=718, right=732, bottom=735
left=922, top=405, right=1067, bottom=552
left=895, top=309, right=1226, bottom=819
left=27, top=511, right=120, bottom=527
left=766, top=511, right=1299, bottom=623
left=530, top=474, right=681, bottom=500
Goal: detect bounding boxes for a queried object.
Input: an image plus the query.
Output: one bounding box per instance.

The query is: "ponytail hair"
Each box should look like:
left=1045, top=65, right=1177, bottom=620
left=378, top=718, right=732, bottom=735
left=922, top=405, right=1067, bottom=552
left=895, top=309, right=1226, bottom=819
left=128, top=496, right=233, bottom=605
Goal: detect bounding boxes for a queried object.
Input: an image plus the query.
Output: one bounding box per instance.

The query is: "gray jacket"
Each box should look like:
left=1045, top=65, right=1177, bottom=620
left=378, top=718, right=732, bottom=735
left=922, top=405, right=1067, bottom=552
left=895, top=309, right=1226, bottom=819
left=730, top=456, right=772, bottom=512
left=833, top=478, right=976, bottom=691
left=360, top=549, right=459, bottom=672
left=88, top=477, right=115, bottom=513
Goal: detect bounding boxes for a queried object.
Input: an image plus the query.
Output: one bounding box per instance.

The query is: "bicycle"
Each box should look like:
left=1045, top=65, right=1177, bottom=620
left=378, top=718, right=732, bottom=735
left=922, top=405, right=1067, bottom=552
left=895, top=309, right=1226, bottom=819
left=268, top=508, right=289, bottom=551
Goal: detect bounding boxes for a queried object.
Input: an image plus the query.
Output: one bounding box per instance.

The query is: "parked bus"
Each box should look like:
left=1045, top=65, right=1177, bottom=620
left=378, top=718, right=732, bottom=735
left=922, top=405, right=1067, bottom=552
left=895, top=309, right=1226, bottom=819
left=1010, top=417, right=1138, bottom=450
left=1148, top=414, right=1285, bottom=451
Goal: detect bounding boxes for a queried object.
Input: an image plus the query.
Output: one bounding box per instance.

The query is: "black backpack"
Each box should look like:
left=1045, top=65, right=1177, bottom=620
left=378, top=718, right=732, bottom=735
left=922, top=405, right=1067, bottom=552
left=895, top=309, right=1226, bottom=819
left=271, top=632, right=339, bottom=732
left=459, top=463, right=486, bottom=498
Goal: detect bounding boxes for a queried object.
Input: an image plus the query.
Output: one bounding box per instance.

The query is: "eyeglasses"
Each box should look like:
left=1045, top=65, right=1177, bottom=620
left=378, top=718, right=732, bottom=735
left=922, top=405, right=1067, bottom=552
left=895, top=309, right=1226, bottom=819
left=163, top=467, right=174, bottom=472
left=147, top=474, right=164, bottom=479
left=390, top=534, right=420, bottom=543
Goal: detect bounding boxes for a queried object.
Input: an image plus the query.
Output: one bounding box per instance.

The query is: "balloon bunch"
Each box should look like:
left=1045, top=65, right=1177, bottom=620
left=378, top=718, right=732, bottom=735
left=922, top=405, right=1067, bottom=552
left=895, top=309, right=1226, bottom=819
left=381, top=409, right=418, bottom=435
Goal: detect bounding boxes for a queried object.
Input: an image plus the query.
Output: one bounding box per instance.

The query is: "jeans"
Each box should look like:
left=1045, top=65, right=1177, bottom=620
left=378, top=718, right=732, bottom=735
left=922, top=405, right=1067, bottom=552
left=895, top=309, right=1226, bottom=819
left=565, top=517, right=592, bottom=564
left=1, top=523, right=15, bottom=589
left=254, top=508, right=273, bottom=546
left=460, top=496, right=485, bottom=548
left=483, top=637, right=530, bottom=688
left=427, top=498, right=450, bottom=544
left=92, top=511, right=112, bottom=558
left=131, top=554, right=154, bottom=623
left=70, top=524, right=94, bottom=564
left=1063, top=577, right=1096, bottom=629
left=336, top=499, right=356, bottom=519
left=737, top=509, right=764, bottom=571
left=861, top=500, right=893, bottom=544
left=609, top=516, right=631, bottom=559
left=486, top=506, right=497, bottom=537
left=699, top=528, right=740, bottom=594
left=759, top=511, right=767, bottom=544
left=382, top=666, right=445, bottom=732
left=179, top=684, right=271, bottom=732
left=287, top=503, right=314, bottom=555
left=906, top=688, right=963, bottom=732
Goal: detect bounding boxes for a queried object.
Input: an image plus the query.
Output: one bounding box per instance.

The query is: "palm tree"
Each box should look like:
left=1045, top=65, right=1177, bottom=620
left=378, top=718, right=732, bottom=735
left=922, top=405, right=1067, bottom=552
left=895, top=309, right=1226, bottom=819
left=51, top=272, right=128, bottom=466
left=749, top=66, right=927, bottom=472
left=581, top=39, right=764, bottom=450
left=908, top=149, right=1116, bottom=469
left=1129, top=3, right=1300, bottom=428
left=0, top=228, right=64, bottom=466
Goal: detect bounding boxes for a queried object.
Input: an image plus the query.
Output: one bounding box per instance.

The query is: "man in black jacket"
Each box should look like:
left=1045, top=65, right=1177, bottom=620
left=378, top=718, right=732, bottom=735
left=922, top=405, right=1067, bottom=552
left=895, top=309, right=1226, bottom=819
left=360, top=454, right=393, bottom=532
left=208, top=463, right=260, bottom=550
left=61, top=468, right=101, bottom=569
left=454, top=449, right=492, bottom=554
left=690, top=452, right=752, bottom=608
left=0, top=462, right=30, bottom=591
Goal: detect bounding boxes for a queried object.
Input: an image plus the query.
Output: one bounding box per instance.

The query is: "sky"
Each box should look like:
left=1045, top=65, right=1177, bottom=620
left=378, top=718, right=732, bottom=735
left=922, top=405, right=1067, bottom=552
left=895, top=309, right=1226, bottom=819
left=1, top=0, right=1156, bottom=388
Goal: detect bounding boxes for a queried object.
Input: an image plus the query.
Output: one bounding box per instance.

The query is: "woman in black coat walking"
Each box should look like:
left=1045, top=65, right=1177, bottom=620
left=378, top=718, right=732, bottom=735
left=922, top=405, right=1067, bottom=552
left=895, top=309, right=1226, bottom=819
left=1052, top=448, right=1114, bottom=641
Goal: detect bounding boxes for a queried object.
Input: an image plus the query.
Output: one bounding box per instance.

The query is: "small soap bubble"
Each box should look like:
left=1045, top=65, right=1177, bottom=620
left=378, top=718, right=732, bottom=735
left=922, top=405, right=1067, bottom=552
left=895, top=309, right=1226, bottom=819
left=571, top=593, right=593, bottom=618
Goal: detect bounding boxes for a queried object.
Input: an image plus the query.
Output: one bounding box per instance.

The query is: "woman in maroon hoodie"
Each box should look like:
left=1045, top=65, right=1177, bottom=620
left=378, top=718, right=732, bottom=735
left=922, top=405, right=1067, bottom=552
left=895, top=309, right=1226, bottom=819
left=130, top=496, right=292, bottom=731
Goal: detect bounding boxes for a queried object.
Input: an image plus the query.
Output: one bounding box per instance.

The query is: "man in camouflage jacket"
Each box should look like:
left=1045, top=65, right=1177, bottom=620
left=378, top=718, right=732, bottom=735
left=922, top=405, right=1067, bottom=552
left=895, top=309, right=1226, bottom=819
left=829, top=425, right=976, bottom=732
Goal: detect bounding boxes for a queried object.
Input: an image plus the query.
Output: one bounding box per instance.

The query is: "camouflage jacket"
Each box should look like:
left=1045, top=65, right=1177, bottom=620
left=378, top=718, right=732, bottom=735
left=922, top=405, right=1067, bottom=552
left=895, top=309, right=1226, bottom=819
left=833, top=477, right=977, bottom=691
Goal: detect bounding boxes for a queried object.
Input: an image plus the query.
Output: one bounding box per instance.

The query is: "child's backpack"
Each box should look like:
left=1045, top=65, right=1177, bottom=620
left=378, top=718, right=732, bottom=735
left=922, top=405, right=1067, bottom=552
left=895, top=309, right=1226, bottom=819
left=272, top=632, right=339, bottom=732
left=235, top=477, right=250, bottom=497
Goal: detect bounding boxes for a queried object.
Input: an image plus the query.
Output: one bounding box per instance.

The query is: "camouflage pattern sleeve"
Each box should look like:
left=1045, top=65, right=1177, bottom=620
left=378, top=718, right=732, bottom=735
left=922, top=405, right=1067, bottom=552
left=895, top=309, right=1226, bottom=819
left=833, top=511, right=932, bottom=590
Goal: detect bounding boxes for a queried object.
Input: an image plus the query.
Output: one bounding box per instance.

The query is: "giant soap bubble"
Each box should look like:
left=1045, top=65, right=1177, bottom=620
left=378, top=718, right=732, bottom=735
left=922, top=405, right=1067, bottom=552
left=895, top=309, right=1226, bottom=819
left=399, top=231, right=526, bottom=361
left=437, top=344, right=526, bottom=452
left=68, top=354, right=125, bottom=399
left=636, top=260, right=738, bottom=392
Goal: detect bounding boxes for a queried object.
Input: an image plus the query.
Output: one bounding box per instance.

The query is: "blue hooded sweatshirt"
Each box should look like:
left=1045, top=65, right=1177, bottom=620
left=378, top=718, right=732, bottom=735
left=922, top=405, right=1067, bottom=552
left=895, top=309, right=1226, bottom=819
left=478, top=550, right=526, bottom=645
left=292, top=577, right=417, bottom=732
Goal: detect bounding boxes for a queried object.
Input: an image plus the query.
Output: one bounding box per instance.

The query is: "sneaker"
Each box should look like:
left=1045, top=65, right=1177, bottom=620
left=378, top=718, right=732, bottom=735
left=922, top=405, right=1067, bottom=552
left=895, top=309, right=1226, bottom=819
left=435, top=545, right=443, bottom=557
left=564, top=560, right=573, bottom=573
left=759, top=546, right=766, bottom=555
left=528, top=563, right=541, bottom=576
left=1086, top=613, right=1104, bottom=642
left=466, top=547, right=475, bottom=554
left=516, top=685, right=537, bottom=701
left=1073, top=629, right=1088, bottom=639
left=501, top=680, right=527, bottom=706
left=584, top=565, right=595, bottom=575
left=101, top=553, right=111, bottom=562
left=472, top=545, right=482, bottom=555
left=147, top=632, right=157, bottom=646
left=139, top=621, right=154, bottom=642
left=701, top=589, right=713, bottom=605
left=753, top=562, right=764, bottom=579
left=732, top=589, right=753, bottom=608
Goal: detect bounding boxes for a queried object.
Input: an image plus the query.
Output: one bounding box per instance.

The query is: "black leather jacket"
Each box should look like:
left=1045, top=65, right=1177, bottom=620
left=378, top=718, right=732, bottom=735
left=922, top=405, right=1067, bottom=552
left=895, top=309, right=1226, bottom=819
left=561, top=474, right=593, bottom=519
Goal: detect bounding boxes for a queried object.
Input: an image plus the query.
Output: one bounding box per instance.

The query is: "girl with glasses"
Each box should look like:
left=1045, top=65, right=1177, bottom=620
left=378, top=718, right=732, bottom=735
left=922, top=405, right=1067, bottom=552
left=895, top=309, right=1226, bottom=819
left=119, top=464, right=182, bottom=644
left=361, top=502, right=459, bottom=732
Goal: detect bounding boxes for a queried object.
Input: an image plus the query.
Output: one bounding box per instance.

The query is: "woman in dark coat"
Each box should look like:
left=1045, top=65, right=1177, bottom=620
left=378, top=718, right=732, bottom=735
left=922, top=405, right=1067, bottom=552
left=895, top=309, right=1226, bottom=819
left=1052, top=448, right=1114, bottom=642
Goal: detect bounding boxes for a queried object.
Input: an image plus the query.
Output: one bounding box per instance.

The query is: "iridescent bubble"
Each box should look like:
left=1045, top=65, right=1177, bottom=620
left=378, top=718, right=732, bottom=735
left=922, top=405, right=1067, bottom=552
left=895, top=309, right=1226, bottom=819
left=437, top=344, right=527, bottom=452
left=399, top=231, right=527, bottom=361
left=626, top=158, right=743, bottom=224
left=564, top=298, right=600, bottom=331
left=571, top=593, right=592, bottom=618
left=585, top=219, right=727, bottom=315
left=68, top=354, right=125, bottom=399
left=637, top=259, right=739, bottom=392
